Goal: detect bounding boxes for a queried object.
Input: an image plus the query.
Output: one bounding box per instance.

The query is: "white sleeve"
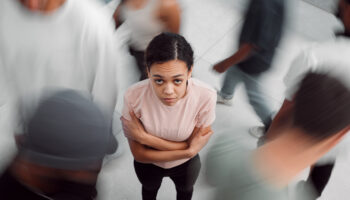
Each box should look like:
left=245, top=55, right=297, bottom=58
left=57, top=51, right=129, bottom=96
left=283, top=50, right=315, bottom=101
left=85, top=20, right=120, bottom=122
left=0, top=58, right=17, bottom=140
left=0, top=60, right=7, bottom=108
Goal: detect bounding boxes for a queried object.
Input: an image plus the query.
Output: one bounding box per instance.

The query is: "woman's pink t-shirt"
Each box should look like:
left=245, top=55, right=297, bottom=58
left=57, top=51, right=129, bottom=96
left=122, top=78, right=216, bottom=168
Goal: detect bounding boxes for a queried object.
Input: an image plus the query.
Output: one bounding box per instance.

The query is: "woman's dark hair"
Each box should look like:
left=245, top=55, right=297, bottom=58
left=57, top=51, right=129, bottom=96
left=145, top=32, right=194, bottom=71
left=293, top=71, right=350, bottom=140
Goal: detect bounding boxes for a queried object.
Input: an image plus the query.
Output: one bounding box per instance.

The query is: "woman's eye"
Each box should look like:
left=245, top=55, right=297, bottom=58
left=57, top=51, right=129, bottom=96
left=174, top=79, right=183, bottom=85
left=154, top=79, right=164, bottom=85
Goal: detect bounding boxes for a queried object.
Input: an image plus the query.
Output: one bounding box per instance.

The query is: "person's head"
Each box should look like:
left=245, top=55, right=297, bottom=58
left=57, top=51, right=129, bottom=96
left=293, top=71, right=350, bottom=141
left=17, top=89, right=115, bottom=183
left=19, top=0, right=66, bottom=13
left=337, top=0, right=350, bottom=33
left=145, top=32, right=194, bottom=106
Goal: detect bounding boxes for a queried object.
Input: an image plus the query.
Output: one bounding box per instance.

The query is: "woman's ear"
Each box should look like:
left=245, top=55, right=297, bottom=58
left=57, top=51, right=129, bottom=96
left=188, top=66, right=193, bottom=78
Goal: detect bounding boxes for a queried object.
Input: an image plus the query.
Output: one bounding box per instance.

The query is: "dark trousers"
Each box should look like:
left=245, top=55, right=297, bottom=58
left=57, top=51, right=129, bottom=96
left=129, top=47, right=148, bottom=81
left=134, top=155, right=201, bottom=200
left=307, top=163, right=335, bottom=198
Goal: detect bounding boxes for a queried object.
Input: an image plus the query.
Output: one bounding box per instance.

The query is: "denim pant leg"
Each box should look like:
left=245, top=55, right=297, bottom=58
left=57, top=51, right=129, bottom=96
left=220, top=67, right=243, bottom=99
left=241, top=72, right=272, bottom=127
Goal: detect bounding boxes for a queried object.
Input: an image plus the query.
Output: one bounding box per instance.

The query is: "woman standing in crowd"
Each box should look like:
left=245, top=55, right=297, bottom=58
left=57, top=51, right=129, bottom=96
left=121, top=32, right=216, bottom=200
left=113, top=0, right=181, bottom=80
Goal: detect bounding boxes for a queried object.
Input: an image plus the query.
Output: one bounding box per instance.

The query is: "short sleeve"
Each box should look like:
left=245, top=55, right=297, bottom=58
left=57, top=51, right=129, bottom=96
left=196, top=92, right=217, bottom=128
left=284, top=51, right=314, bottom=101
left=121, top=91, right=132, bottom=121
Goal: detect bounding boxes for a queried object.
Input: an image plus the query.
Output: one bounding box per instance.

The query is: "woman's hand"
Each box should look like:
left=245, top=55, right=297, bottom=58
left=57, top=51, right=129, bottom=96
left=121, top=111, right=147, bottom=143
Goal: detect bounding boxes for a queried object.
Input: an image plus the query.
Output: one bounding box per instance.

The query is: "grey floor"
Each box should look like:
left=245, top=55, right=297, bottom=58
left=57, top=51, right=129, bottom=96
left=0, top=0, right=349, bottom=199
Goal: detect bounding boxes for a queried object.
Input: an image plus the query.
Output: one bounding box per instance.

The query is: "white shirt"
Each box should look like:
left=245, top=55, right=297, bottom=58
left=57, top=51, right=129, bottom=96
left=0, top=0, right=119, bottom=134
left=284, top=37, right=350, bottom=101
left=120, top=0, right=165, bottom=51
left=284, top=37, right=350, bottom=164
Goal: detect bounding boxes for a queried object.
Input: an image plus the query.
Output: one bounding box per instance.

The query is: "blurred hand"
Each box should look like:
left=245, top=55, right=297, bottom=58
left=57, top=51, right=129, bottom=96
left=120, top=111, right=146, bottom=142
left=213, top=61, right=230, bottom=73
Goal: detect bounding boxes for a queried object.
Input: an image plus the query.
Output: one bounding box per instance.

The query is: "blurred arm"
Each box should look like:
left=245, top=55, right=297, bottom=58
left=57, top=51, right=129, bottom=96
left=159, top=0, right=181, bottom=33
left=113, top=1, right=126, bottom=29
left=213, top=43, right=255, bottom=73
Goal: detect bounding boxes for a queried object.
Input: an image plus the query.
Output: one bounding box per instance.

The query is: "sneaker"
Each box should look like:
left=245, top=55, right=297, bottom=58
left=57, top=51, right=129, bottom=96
left=216, top=91, right=233, bottom=106
left=249, top=126, right=266, bottom=138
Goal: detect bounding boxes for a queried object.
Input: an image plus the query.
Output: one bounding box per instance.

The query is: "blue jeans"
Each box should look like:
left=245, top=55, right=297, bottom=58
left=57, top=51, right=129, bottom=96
left=220, top=66, right=272, bottom=126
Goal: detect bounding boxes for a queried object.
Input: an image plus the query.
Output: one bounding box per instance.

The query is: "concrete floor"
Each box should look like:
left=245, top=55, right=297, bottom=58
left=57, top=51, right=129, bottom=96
left=0, top=0, right=349, bottom=199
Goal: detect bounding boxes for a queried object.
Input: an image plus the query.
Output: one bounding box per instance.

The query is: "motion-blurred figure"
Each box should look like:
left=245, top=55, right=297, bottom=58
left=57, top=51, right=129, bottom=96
left=0, top=89, right=117, bottom=200
left=0, top=0, right=119, bottom=148
left=264, top=0, right=350, bottom=198
left=213, top=0, right=286, bottom=138
left=206, top=71, right=350, bottom=200
left=113, top=0, right=181, bottom=80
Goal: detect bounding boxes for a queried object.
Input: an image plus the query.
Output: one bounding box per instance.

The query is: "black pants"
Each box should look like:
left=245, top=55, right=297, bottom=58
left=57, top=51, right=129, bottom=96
left=307, top=162, right=335, bottom=198
left=129, top=47, right=148, bottom=81
left=134, top=155, right=201, bottom=200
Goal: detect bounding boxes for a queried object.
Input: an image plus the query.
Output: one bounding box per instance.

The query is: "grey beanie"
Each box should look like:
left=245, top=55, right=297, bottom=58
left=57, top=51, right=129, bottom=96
left=19, top=89, right=117, bottom=170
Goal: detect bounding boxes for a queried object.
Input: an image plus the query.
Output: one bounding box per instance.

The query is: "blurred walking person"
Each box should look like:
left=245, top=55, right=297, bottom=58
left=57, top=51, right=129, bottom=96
left=113, top=0, right=181, bottom=80
left=213, top=0, right=286, bottom=138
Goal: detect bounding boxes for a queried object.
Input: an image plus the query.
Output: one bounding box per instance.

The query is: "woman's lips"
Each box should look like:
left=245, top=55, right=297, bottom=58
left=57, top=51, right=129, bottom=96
left=163, top=98, right=176, bottom=103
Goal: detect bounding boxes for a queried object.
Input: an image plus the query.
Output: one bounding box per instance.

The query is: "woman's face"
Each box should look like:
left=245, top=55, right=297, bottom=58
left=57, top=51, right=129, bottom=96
left=148, top=60, right=192, bottom=106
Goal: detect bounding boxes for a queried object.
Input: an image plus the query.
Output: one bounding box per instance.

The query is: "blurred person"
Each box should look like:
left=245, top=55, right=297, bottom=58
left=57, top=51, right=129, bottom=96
left=212, top=0, right=286, bottom=138
left=264, top=0, right=350, bottom=198
left=113, top=0, right=181, bottom=80
left=206, top=71, right=350, bottom=200
left=0, top=89, right=117, bottom=200
left=0, top=0, right=119, bottom=150
left=120, top=32, right=216, bottom=200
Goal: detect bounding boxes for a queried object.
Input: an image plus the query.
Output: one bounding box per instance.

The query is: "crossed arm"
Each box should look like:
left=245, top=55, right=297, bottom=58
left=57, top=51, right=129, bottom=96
left=121, top=111, right=213, bottom=163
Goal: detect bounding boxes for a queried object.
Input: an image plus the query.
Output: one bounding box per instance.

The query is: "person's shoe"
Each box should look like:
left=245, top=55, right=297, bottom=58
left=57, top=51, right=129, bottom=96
left=216, top=91, right=233, bottom=106
left=249, top=126, right=266, bottom=138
